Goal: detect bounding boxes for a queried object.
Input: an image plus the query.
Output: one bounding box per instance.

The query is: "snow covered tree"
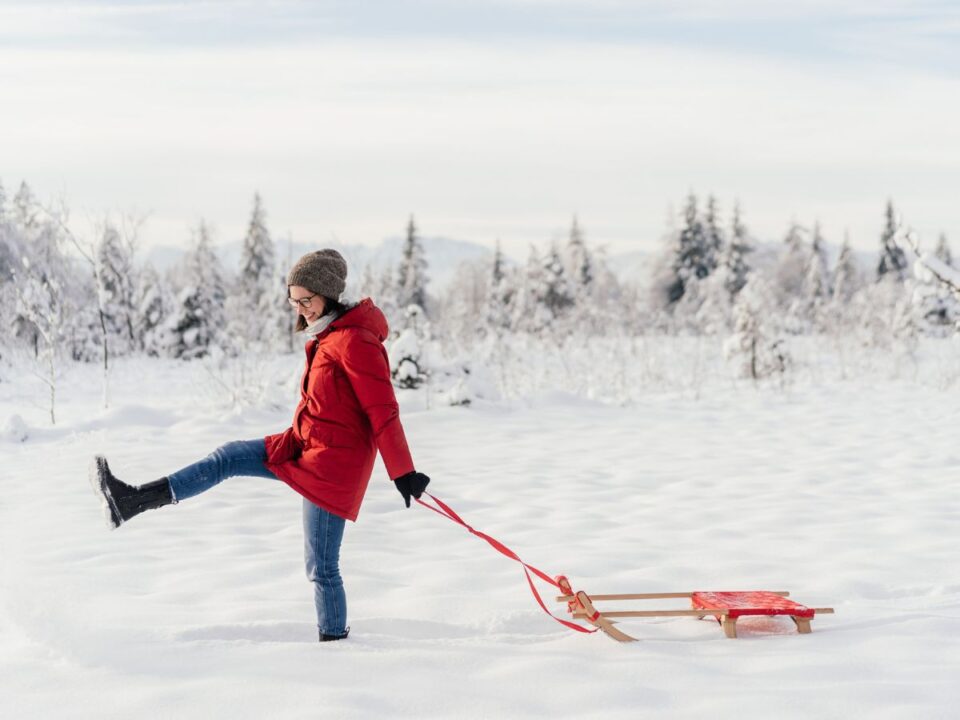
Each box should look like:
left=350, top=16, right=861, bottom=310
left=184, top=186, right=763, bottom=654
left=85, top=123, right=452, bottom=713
left=229, top=193, right=285, bottom=348
left=774, top=220, right=807, bottom=310
left=832, top=234, right=861, bottom=303
left=724, top=276, right=790, bottom=382
left=358, top=262, right=377, bottom=300
left=721, top=201, right=752, bottom=298
left=541, top=241, right=575, bottom=321
left=137, top=263, right=173, bottom=357
left=511, top=244, right=551, bottom=335
left=95, top=219, right=140, bottom=354
left=485, top=239, right=513, bottom=333
left=703, top=195, right=724, bottom=274
left=165, top=220, right=228, bottom=359
left=389, top=304, right=430, bottom=389
left=12, top=181, right=39, bottom=232
left=694, top=270, right=734, bottom=335
left=397, top=215, right=429, bottom=313
left=372, top=261, right=402, bottom=334
left=564, top=216, right=593, bottom=298
left=666, top=193, right=710, bottom=304
left=6, top=201, right=73, bottom=423
left=877, top=200, right=908, bottom=282
left=900, top=229, right=960, bottom=333
left=0, top=181, right=15, bottom=289
left=6, top=182, right=46, bottom=356
left=934, top=233, right=953, bottom=268
left=584, top=245, right=624, bottom=335
left=50, top=210, right=144, bottom=405
left=239, top=193, right=274, bottom=301
left=799, top=222, right=832, bottom=330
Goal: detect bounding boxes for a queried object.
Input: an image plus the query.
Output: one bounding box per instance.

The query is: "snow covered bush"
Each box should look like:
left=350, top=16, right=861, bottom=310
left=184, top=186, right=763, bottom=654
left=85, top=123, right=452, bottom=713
left=2, top=413, right=29, bottom=442
left=724, top=276, right=790, bottom=381
left=389, top=305, right=431, bottom=389
left=389, top=326, right=427, bottom=389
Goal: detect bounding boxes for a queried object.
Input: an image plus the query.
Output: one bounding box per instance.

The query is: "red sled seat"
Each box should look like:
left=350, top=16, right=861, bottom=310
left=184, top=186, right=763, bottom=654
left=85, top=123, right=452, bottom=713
left=691, top=591, right=816, bottom=619
left=691, top=591, right=817, bottom=637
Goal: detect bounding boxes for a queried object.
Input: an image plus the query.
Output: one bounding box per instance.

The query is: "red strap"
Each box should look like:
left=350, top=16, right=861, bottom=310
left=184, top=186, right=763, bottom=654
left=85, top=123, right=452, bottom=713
left=416, top=492, right=596, bottom=635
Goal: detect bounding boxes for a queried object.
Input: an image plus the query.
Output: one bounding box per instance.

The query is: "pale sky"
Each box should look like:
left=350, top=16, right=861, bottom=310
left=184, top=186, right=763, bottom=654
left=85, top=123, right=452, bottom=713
left=2, top=0, right=958, bottom=258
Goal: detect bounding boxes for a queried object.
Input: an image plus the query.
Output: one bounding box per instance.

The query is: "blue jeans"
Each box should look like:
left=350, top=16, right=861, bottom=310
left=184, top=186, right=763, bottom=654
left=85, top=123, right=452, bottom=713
left=166, top=439, right=349, bottom=637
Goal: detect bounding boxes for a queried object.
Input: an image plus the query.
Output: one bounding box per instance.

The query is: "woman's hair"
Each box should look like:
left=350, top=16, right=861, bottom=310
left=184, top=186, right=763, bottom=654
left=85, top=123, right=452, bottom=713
left=294, top=296, right=346, bottom=333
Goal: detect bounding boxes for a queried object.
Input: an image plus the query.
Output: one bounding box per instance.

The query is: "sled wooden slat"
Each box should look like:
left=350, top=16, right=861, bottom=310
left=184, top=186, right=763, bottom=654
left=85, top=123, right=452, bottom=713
left=573, top=607, right=835, bottom=619
left=556, top=590, right=791, bottom=603
left=553, top=576, right=834, bottom=642
left=573, top=608, right=726, bottom=618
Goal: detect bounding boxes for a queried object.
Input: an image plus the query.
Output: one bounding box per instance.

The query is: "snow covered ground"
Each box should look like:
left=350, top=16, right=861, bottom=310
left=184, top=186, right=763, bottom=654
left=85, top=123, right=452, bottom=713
left=1, top=353, right=959, bottom=719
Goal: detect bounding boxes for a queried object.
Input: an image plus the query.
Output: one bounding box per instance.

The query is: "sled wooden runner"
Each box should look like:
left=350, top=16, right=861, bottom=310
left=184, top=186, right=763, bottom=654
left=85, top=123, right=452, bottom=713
left=555, top=577, right=834, bottom=642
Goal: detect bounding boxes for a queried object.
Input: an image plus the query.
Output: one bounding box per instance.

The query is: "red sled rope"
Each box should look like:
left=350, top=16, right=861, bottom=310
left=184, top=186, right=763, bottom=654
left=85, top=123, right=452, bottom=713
left=415, top=492, right=596, bottom=635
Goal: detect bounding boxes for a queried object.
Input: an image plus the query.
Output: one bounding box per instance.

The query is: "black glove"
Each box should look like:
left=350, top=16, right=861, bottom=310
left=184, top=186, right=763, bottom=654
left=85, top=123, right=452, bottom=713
left=394, top=471, right=430, bottom=508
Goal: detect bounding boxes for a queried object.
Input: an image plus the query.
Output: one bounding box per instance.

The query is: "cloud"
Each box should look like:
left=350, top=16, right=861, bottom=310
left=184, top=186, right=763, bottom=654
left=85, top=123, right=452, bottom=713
left=1, top=9, right=958, bottom=252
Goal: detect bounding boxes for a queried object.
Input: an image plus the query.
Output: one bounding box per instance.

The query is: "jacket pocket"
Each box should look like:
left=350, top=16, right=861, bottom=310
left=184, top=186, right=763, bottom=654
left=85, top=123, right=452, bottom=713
left=309, top=424, right=364, bottom=450
left=307, top=357, right=341, bottom=406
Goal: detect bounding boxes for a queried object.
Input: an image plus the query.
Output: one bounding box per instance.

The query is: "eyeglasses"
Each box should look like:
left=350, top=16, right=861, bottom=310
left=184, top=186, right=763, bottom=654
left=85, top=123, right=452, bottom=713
left=287, top=293, right=318, bottom=308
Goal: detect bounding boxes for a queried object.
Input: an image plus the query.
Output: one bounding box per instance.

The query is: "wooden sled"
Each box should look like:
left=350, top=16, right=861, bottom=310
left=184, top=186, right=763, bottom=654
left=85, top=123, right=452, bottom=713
left=555, top=576, right=834, bottom=642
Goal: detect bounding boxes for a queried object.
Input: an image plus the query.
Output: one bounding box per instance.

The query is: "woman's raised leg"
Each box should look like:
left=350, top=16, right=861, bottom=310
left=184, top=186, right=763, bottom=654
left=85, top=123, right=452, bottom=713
left=166, top=438, right=279, bottom=502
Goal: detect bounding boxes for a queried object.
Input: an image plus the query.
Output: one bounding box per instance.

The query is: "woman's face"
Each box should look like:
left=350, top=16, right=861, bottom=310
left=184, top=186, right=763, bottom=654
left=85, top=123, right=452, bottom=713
left=288, top=285, right=327, bottom=324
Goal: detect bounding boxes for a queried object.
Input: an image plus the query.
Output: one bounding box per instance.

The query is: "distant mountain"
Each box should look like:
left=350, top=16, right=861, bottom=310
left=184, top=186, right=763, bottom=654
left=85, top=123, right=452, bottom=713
left=145, top=234, right=496, bottom=293
left=143, top=234, right=880, bottom=296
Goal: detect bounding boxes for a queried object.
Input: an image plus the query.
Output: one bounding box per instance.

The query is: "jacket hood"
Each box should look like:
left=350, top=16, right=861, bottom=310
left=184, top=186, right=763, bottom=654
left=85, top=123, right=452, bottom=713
left=330, top=298, right=389, bottom=341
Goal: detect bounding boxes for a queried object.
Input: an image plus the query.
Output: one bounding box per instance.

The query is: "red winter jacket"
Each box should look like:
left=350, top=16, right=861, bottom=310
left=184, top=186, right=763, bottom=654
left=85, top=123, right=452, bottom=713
left=264, top=298, right=414, bottom=521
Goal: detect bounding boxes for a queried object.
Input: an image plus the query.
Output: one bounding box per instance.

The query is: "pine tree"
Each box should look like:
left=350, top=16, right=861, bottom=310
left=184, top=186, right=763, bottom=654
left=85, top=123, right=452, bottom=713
left=167, top=220, right=228, bottom=359
left=667, top=192, right=710, bottom=304
left=12, top=181, right=39, bottom=232
left=485, top=239, right=513, bottom=333
left=877, top=199, right=908, bottom=282
left=783, top=220, right=805, bottom=253
left=775, top=220, right=807, bottom=305
left=804, top=223, right=831, bottom=301
left=239, top=192, right=275, bottom=302
left=722, top=201, right=751, bottom=298
left=397, top=215, right=429, bottom=312
left=565, top=215, right=593, bottom=292
left=231, top=193, right=284, bottom=347
left=934, top=233, right=953, bottom=267
left=359, top=262, right=377, bottom=299
left=512, top=244, right=548, bottom=334
left=832, top=233, right=861, bottom=302
left=800, top=222, right=832, bottom=330
left=724, top=276, right=789, bottom=381
left=388, top=305, right=430, bottom=389
left=703, top=195, right=724, bottom=273
left=137, top=264, right=172, bottom=357
left=375, top=261, right=401, bottom=333
left=96, top=222, right=139, bottom=353
left=541, top=241, right=575, bottom=319
left=0, top=181, right=14, bottom=284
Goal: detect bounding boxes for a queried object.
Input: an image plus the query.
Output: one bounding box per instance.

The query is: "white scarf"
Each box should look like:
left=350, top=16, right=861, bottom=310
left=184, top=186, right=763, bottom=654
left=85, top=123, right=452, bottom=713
left=300, top=299, right=356, bottom=337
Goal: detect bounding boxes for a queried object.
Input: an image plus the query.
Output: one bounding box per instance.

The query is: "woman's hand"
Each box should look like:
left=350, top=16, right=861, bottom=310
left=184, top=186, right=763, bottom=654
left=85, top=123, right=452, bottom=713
left=394, top=471, right=430, bottom=508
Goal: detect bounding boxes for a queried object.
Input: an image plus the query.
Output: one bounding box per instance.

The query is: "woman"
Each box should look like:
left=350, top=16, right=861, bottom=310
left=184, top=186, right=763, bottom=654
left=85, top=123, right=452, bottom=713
left=90, top=249, right=431, bottom=642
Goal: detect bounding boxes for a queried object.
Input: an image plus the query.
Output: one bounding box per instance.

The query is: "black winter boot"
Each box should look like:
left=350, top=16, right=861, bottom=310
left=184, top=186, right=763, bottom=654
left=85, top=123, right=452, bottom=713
left=319, top=627, right=350, bottom=642
left=89, top=455, right=176, bottom=529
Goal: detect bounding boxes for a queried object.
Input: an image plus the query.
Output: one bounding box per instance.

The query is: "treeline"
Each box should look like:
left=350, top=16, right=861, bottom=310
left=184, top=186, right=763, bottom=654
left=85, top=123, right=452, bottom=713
left=1, top=178, right=957, bottom=389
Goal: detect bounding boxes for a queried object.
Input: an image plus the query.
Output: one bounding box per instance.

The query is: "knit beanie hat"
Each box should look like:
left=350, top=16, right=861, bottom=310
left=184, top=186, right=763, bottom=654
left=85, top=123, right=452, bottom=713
left=287, top=249, right=347, bottom=300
